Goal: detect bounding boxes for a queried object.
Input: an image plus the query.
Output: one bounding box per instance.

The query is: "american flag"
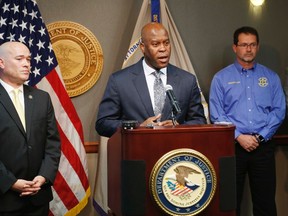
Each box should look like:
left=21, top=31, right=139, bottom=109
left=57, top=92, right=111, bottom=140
left=0, top=0, right=90, bottom=215
left=170, top=182, right=199, bottom=196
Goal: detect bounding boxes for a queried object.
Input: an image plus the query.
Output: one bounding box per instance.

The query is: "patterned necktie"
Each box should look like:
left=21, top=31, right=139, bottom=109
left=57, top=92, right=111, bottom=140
left=12, top=89, right=26, bottom=130
left=153, top=70, right=165, bottom=117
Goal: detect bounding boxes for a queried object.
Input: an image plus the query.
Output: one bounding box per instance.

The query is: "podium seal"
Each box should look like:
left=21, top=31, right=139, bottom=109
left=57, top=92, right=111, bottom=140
left=47, top=21, right=103, bottom=97
left=150, top=148, right=216, bottom=215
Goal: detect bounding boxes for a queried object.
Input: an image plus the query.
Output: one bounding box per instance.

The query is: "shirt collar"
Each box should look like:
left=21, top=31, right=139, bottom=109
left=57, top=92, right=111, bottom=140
left=0, top=79, right=24, bottom=94
left=142, top=59, right=167, bottom=76
left=234, top=61, right=257, bottom=73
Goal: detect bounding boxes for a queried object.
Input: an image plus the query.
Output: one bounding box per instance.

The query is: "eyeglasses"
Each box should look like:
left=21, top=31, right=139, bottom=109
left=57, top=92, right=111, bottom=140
left=237, top=43, right=258, bottom=49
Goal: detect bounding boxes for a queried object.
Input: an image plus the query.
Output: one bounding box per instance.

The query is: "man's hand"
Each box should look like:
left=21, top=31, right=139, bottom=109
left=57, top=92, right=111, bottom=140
left=158, top=120, right=179, bottom=126
left=32, top=175, right=46, bottom=188
left=140, top=114, right=179, bottom=127
left=236, top=134, right=259, bottom=152
left=140, top=114, right=161, bottom=126
left=11, top=175, right=46, bottom=197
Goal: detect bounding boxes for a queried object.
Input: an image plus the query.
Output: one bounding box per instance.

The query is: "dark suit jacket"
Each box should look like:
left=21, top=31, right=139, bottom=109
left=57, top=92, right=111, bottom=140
left=96, top=59, right=206, bottom=137
left=0, top=84, right=61, bottom=212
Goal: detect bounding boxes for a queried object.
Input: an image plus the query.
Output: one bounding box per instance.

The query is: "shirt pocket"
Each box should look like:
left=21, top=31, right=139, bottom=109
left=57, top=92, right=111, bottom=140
left=254, top=84, right=272, bottom=113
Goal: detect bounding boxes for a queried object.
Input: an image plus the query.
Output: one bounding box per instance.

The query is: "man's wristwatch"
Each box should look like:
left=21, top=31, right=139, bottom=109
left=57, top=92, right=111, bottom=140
left=254, top=134, right=265, bottom=143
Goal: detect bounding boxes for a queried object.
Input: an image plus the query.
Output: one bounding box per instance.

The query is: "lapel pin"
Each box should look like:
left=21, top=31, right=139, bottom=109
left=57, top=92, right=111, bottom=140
left=28, top=95, right=33, bottom=99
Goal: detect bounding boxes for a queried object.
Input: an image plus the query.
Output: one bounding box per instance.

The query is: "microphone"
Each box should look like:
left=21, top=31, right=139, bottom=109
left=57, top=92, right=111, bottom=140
left=165, top=85, right=181, bottom=114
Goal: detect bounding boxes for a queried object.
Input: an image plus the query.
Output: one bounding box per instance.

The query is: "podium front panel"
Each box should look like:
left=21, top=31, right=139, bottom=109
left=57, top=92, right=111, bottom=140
left=108, top=124, right=236, bottom=216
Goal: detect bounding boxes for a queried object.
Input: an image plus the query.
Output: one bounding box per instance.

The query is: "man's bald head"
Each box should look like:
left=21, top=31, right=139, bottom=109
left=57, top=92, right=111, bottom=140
left=0, top=41, right=31, bottom=88
left=0, top=41, right=30, bottom=60
left=140, top=22, right=171, bottom=70
left=141, top=22, right=168, bottom=44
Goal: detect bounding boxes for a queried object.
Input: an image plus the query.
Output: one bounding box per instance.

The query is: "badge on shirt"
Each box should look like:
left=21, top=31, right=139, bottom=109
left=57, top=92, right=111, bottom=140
left=258, top=77, right=268, bottom=87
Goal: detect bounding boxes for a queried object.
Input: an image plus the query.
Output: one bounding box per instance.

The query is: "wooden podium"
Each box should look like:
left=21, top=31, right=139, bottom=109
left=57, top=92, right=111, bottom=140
left=107, top=124, right=236, bottom=216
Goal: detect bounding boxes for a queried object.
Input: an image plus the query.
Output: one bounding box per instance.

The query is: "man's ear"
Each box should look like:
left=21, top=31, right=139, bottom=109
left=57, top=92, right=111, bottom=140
left=140, top=42, right=145, bottom=54
left=232, top=44, right=237, bottom=53
left=0, top=58, right=4, bottom=69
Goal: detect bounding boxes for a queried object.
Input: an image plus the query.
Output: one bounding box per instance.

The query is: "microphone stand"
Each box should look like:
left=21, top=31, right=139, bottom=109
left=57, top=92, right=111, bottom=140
left=171, top=108, right=177, bottom=126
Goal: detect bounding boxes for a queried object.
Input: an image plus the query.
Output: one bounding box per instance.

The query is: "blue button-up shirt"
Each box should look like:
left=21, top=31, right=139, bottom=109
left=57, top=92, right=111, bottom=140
left=209, top=61, right=286, bottom=140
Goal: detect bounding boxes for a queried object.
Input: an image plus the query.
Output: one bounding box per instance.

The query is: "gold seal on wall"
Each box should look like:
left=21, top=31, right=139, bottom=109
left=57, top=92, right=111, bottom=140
left=47, top=21, right=103, bottom=97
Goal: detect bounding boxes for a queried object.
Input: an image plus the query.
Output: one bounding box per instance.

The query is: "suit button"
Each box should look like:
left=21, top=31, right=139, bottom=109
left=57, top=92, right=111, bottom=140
left=28, top=145, right=32, bottom=149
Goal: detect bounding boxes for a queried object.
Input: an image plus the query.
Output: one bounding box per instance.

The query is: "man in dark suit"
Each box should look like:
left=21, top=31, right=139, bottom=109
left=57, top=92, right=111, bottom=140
left=96, top=22, right=206, bottom=137
left=0, top=41, right=61, bottom=215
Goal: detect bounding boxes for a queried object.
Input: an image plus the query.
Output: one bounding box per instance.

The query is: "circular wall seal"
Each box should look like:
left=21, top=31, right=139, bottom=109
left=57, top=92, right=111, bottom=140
left=47, top=21, right=103, bottom=97
left=150, top=148, right=217, bottom=216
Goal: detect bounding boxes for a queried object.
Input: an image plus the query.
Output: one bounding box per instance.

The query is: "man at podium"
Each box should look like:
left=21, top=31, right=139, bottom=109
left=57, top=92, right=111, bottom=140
left=96, top=22, right=206, bottom=137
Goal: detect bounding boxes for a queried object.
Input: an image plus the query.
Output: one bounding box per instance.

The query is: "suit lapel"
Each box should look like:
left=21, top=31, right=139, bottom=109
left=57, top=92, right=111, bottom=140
left=132, top=61, right=155, bottom=117
left=24, top=85, right=34, bottom=140
left=0, top=84, right=26, bottom=135
left=161, top=65, right=180, bottom=120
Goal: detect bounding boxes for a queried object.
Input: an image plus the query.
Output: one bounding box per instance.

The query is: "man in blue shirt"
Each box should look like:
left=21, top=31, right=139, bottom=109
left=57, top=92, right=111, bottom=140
left=209, top=26, right=286, bottom=216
